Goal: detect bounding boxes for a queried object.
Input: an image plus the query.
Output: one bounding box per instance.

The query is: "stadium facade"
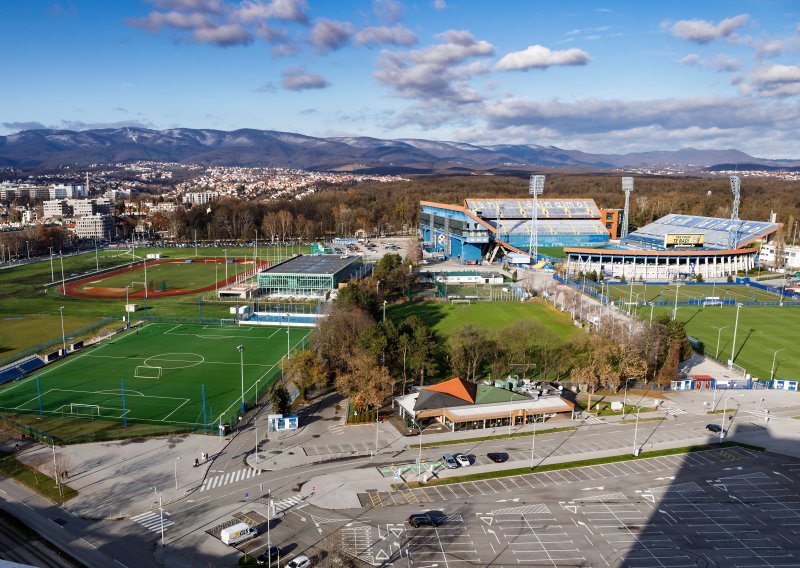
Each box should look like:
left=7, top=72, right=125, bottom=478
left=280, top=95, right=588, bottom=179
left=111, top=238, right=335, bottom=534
left=419, top=198, right=611, bottom=264
left=256, top=255, right=365, bottom=298
left=565, top=214, right=782, bottom=280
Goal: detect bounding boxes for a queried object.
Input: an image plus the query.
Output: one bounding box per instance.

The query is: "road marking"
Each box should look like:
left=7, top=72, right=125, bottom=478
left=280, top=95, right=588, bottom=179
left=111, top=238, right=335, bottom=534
left=200, top=468, right=263, bottom=491
left=130, top=510, right=173, bottom=533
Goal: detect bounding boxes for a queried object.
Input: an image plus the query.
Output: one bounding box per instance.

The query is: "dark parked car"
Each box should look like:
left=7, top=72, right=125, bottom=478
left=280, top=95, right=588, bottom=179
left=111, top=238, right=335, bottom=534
left=257, top=544, right=280, bottom=564
left=407, top=513, right=446, bottom=528
left=706, top=423, right=723, bottom=433
left=487, top=452, right=509, bottom=463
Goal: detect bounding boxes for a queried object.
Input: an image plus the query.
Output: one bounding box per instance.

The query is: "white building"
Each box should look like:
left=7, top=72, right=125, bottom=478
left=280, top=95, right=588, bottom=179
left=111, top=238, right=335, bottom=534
left=67, top=198, right=97, bottom=217
left=759, top=243, right=800, bottom=270
left=50, top=184, right=87, bottom=199
left=43, top=199, right=70, bottom=219
left=73, top=215, right=113, bottom=239
left=183, top=191, right=217, bottom=206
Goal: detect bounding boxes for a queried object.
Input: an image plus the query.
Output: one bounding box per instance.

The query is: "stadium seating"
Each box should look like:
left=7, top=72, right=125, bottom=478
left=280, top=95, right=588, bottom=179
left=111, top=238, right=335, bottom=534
left=622, top=214, right=781, bottom=250
left=0, top=356, right=45, bottom=385
left=465, top=199, right=601, bottom=220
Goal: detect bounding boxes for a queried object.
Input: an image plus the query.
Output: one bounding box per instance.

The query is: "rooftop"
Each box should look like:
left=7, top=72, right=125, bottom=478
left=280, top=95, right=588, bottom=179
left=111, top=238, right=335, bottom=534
left=261, top=254, right=360, bottom=275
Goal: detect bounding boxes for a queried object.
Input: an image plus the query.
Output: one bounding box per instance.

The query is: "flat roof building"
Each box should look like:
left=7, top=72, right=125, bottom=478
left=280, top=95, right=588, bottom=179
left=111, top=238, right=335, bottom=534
left=256, top=254, right=366, bottom=298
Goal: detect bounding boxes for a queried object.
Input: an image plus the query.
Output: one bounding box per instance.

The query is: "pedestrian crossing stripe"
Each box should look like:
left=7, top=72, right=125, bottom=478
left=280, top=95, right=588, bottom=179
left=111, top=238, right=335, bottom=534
left=200, top=468, right=263, bottom=491
left=273, top=495, right=303, bottom=512
left=665, top=407, right=687, bottom=415
left=130, top=510, right=174, bottom=533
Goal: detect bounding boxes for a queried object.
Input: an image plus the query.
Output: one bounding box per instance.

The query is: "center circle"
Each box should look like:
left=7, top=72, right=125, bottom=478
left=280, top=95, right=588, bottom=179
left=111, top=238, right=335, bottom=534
left=143, top=353, right=205, bottom=369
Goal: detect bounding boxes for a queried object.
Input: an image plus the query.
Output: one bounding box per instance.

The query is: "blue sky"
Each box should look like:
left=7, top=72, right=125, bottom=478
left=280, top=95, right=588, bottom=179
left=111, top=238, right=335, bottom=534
left=3, top=0, right=800, bottom=157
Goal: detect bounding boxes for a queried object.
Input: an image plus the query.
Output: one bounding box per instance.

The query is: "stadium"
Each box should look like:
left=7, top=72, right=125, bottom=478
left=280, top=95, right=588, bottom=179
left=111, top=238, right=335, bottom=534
left=419, top=197, right=613, bottom=264
left=565, top=213, right=782, bottom=280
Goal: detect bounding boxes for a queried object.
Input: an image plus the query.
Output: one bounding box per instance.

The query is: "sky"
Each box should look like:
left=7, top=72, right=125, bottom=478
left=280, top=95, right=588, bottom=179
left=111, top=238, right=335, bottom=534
left=3, top=0, right=800, bottom=157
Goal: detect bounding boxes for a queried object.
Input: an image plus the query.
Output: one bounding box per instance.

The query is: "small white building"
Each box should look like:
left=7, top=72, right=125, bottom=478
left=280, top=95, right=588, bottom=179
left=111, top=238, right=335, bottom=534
left=759, top=243, right=800, bottom=270
left=421, top=271, right=505, bottom=285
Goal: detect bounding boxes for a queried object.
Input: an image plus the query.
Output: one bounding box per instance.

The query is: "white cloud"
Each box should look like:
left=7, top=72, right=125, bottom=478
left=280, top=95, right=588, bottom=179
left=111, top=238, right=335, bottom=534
left=433, top=0, right=447, bottom=10
left=373, top=0, right=404, bottom=23
left=355, top=25, right=416, bottom=47
left=281, top=67, right=329, bottom=91
left=192, top=23, right=253, bottom=46
left=678, top=53, right=740, bottom=72
left=310, top=18, right=354, bottom=53
left=664, top=14, right=749, bottom=44
left=494, top=45, right=589, bottom=71
left=235, top=0, right=308, bottom=24
left=374, top=29, right=494, bottom=102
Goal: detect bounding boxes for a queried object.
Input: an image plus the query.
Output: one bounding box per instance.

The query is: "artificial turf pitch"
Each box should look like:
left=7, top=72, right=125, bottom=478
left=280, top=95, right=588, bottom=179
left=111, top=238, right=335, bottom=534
left=0, top=323, right=309, bottom=429
left=588, top=283, right=799, bottom=304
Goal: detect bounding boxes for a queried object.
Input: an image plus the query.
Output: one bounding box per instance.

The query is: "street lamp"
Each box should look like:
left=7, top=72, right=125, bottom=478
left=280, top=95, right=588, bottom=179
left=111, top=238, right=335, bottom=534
left=223, top=249, right=229, bottom=283
left=153, top=487, right=165, bottom=545
left=529, top=411, right=537, bottom=469
left=729, top=303, right=743, bottom=369
left=672, top=283, right=681, bottom=321
left=719, top=395, right=743, bottom=441
left=712, top=325, right=730, bottom=359
left=237, top=345, right=246, bottom=414
left=632, top=407, right=642, bottom=456
left=174, top=456, right=182, bottom=491
left=25, top=240, right=30, bottom=259
left=383, top=300, right=387, bottom=322
left=770, top=348, right=786, bottom=381
left=59, top=306, right=66, bottom=356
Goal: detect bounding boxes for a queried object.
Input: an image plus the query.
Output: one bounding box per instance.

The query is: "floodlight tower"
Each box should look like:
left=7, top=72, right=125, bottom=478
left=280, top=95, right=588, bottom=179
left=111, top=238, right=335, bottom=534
left=729, top=175, right=742, bottom=249
left=730, top=175, right=741, bottom=221
left=621, top=177, right=634, bottom=239
left=528, top=175, right=545, bottom=262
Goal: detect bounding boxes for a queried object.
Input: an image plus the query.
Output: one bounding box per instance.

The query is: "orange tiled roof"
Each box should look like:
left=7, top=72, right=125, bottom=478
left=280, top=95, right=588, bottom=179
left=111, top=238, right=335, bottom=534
left=424, top=377, right=476, bottom=404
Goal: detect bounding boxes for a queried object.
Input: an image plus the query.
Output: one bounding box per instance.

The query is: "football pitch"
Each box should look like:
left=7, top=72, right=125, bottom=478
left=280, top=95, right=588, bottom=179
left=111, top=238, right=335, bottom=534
left=589, top=283, right=799, bottom=304
left=0, top=322, right=309, bottom=429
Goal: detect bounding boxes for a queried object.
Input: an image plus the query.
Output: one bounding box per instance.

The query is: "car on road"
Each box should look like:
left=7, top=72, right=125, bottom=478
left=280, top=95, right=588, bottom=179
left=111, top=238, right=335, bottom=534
left=706, top=423, right=724, bottom=433
left=487, top=452, right=509, bottom=463
left=286, top=555, right=311, bottom=568
left=454, top=453, right=470, bottom=467
left=407, top=513, right=447, bottom=528
left=442, top=453, right=459, bottom=469
left=257, top=544, right=280, bottom=564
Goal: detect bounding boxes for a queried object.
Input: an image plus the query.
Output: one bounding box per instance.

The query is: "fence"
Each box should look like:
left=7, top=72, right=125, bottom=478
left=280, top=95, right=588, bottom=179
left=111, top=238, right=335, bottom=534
left=0, top=317, right=114, bottom=370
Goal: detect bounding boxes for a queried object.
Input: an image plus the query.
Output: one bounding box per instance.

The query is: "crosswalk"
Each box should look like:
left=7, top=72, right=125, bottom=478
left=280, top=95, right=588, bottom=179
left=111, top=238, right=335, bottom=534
left=273, top=495, right=304, bottom=514
left=582, top=415, right=604, bottom=425
left=200, top=467, right=263, bottom=492
left=131, top=510, right=173, bottom=533
left=664, top=407, right=687, bottom=416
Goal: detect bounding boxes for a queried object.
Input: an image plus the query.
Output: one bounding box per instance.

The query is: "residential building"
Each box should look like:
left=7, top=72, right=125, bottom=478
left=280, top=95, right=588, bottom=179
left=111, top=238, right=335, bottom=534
left=43, top=199, right=70, bottom=219
left=73, top=214, right=113, bottom=239
left=50, top=184, right=87, bottom=199
left=759, top=242, right=800, bottom=270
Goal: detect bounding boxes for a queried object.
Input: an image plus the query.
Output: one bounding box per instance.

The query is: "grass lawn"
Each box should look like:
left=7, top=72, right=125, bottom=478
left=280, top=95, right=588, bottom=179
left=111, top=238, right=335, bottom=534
left=0, top=322, right=310, bottom=430
left=538, top=246, right=566, bottom=258
left=387, top=300, right=579, bottom=341
left=646, top=305, right=800, bottom=380
left=0, top=314, right=102, bottom=360
left=588, top=282, right=798, bottom=305
left=78, top=259, right=251, bottom=293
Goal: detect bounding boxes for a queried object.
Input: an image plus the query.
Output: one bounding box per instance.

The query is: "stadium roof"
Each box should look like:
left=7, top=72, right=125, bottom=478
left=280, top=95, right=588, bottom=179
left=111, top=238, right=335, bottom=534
left=465, top=198, right=601, bottom=220
left=622, top=214, right=781, bottom=250
left=262, top=254, right=360, bottom=275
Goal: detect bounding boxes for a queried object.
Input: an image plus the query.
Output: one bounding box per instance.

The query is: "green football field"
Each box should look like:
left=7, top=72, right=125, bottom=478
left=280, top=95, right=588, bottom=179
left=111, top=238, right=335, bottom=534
left=0, top=322, right=310, bottom=428
left=643, top=304, right=800, bottom=380
left=77, top=260, right=251, bottom=292
left=588, top=283, right=798, bottom=304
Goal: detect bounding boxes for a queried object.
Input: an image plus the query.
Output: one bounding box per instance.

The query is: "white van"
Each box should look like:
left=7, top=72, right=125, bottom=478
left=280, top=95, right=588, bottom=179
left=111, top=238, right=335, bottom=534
left=220, top=522, right=258, bottom=545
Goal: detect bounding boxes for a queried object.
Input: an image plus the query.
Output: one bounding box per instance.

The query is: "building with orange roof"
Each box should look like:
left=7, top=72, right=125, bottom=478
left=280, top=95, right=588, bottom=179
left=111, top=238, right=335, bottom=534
left=394, top=377, right=575, bottom=432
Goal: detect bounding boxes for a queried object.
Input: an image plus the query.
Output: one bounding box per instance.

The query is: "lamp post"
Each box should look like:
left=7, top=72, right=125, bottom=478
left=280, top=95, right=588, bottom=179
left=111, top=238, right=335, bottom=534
left=770, top=348, right=786, bottom=381
left=47, top=437, right=61, bottom=496
left=49, top=247, right=54, bottom=281
left=632, top=407, right=642, bottom=456
left=153, top=487, right=165, bottom=545
left=25, top=240, right=30, bottom=259
left=174, top=456, right=181, bottom=491
left=223, top=249, right=229, bottom=283
left=729, top=303, right=743, bottom=369
left=529, top=412, right=537, bottom=469
left=125, top=285, right=130, bottom=323
left=712, top=325, right=730, bottom=359
left=237, top=345, right=246, bottom=413
left=383, top=300, right=387, bottom=322
left=59, top=306, right=66, bottom=355
left=672, top=283, right=680, bottom=321
left=719, top=395, right=742, bottom=441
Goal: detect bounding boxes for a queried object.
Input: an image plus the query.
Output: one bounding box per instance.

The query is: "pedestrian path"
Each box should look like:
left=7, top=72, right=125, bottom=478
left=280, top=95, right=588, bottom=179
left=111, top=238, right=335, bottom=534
left=200, top=467, right=263, bottom=492
left=130, top=510, right=173, bottom=533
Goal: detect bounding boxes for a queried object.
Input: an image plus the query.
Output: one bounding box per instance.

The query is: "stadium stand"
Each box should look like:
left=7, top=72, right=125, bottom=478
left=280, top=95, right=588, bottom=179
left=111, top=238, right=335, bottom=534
left=622, top=214, right=781, bottom=251
left=0, top=356, right=45, bottom=385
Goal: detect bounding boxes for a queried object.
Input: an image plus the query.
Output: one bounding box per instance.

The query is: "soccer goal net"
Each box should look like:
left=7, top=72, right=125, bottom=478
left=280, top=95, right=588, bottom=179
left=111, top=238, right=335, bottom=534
left=134, top=365, right=162, bottom=379
left=69, top=403, right=101, bottom=417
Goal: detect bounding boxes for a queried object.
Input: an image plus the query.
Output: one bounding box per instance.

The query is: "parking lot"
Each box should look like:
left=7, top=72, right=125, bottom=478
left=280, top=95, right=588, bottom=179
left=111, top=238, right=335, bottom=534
left=343, top=447, right=800, bottom=567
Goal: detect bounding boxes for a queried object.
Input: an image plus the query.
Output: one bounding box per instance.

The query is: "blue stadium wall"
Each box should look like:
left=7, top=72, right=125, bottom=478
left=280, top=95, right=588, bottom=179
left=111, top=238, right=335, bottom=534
left=419, top=204, right=487, bottom=264
left=498, top=232, right=609, bottom=249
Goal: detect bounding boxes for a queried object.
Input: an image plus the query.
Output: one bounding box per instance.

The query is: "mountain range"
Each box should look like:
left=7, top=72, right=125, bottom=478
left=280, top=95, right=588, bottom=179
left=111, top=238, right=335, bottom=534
left=2, top=127, right=799, bottom=173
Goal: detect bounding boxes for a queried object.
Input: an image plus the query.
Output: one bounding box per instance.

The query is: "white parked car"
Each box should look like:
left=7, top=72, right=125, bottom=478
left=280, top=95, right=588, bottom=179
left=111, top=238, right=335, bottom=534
left=454, top=453, right=470, bottom=467
left=287, top=555, right=311, bottom=568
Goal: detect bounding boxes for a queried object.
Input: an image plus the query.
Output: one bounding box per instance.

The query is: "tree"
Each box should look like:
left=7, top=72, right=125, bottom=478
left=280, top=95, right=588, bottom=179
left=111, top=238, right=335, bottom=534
left=334, top=351, right=393, bottom=408
left=282, top=349, right=327, bottom=401
left=448, top=325, right=492, bottom=382
left=270, top=383, right=291, bottom=415
left=335, top=282, right=378, bottom=318
left=312, top=306, right=375, bottom=374
left=404, top=316, right=438, bottom=386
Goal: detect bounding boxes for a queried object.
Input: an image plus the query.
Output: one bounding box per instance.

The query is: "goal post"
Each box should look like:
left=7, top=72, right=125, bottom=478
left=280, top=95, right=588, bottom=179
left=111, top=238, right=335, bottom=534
left=69, top=403, right=101, bottom=417
left=134, top=365, right=162, bottom=379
